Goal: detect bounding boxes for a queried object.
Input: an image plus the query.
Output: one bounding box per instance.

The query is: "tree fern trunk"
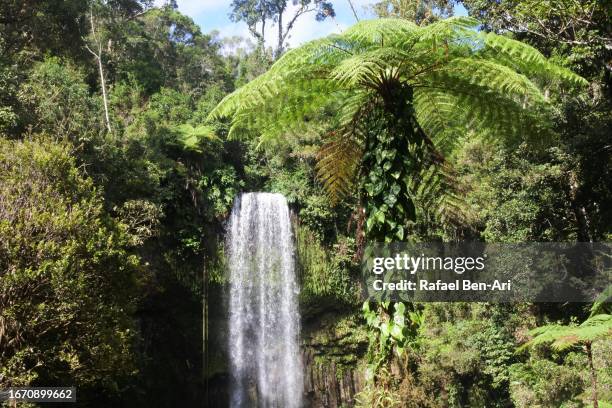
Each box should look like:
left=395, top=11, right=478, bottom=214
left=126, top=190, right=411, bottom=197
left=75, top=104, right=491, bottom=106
left=586, top=341, right=599, bottom=408
left=361, top=83, right=432, bottom=242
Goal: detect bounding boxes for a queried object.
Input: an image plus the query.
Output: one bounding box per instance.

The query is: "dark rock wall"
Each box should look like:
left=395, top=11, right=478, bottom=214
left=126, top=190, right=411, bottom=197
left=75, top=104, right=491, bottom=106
left=301, top=310, right=369, bottom=407
left=303, top=349, right=365, bottom=408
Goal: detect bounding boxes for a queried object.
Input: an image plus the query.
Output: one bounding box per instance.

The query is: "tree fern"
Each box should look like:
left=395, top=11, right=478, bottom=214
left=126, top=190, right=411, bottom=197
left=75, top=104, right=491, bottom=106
left=520, top=304, right=611, bottom=408
left=173, top=124, right=217, bottom=153
left=209, top=16, right=586, bottom=240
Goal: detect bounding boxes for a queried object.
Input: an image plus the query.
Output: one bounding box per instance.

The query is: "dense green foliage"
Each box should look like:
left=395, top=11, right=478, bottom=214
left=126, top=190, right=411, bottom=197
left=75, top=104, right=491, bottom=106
left=0, top=138, right=140, bottom=404
left=0, top=0, right=610, bottom=407
left=1, top=2, right=242, bottom=405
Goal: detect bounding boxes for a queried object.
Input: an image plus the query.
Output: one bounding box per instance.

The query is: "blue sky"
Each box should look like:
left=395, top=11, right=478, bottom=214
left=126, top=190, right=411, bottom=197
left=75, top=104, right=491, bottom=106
left=160, top=0, right=467, bottom=47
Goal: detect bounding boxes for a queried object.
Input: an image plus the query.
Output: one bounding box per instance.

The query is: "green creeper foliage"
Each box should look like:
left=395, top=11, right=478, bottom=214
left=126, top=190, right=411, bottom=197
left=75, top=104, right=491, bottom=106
left=363, top=301, right=422, bottom=379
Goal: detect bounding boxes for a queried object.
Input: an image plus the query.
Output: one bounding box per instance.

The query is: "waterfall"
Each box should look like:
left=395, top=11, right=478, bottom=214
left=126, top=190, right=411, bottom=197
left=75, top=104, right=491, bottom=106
left=227, top=193, right=303, bottom=408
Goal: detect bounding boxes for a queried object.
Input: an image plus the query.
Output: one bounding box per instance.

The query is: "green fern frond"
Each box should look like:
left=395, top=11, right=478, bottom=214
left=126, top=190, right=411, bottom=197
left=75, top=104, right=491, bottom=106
left=341, top=18, right=420, bottom=45
left=591, top=286, right=612, bottom=317
left=316, top=132, right=362, bottom=203
left=410, top=161, right=469, bottom=227
left=173, top=124, right=217, bottom=153
left=521, top=314, right=612, bottom=352
left=415, top=16, right=479, bottom=44
left=480, top=32, right=588, bottom=87
left=331, top=47, right=410, bottom=88
left=315, top=94, right=372, bottom=202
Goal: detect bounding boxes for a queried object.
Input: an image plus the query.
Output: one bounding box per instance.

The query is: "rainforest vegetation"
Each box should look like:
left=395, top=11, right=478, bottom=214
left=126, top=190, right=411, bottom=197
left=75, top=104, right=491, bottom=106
left=0, top=0, right=610, bottom=407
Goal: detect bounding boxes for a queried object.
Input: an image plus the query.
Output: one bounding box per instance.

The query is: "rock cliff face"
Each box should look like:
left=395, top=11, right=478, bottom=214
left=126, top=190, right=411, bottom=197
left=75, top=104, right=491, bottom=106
left=301, top=310, right=369, bottom=408
left=303, top=350, right=365, bottom=407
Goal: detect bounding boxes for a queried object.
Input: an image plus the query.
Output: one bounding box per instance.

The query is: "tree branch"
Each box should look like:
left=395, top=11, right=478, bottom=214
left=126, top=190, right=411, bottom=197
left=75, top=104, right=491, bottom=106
left=347, top=0, right=360, bottom=22
left=280, top=5, right=314, bottom=46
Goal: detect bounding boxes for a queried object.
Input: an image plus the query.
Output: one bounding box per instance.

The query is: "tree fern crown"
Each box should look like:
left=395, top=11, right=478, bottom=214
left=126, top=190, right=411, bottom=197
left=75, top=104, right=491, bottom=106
left=209, top=17, right=586, bottom=218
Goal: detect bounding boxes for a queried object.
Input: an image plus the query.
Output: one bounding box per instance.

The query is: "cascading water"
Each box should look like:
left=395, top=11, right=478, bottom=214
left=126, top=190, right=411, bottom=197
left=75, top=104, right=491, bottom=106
left=227, top=193, right=303, bottom=408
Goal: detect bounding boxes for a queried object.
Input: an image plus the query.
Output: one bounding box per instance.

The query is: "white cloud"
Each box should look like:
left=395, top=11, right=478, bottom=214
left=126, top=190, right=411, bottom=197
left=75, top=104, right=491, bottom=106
left=176, top=0, right=231, bottom=15
left=216, top=21, right=251, bottom=44
left=154, top=0, right=231, bottom=15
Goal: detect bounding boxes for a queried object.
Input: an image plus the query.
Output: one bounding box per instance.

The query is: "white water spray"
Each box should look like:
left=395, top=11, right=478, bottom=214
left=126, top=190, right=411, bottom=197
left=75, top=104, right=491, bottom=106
left=227, top=193, right=303, bottom=408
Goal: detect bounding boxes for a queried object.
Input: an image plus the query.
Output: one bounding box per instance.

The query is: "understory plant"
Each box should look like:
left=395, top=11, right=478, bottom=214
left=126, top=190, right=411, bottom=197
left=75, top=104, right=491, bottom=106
left=519, top=301, right=612, bottom=408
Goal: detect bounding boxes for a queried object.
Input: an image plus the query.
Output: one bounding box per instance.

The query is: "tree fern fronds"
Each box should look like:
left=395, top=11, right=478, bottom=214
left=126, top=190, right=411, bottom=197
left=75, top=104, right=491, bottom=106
left=413, top=89, right=466, bottom=154
left=581, top=314, right=612, bottom=327
left=315, top=95, right=373, bottom=202
left=521, top=314, right=612, bottom=352
left=210, top=67, right=333, bottom=121
left=410, top=160, right=470, bottom=228
left=414, top=85, right=535, bottom=153
left=428, top=58, right=546, bottom=104
left=224, top=81, right=341, bottom=138
left=209, top=17, right=586, bottom=232
left=479, top=32, right=588, bottom=87
left=210, top=15, right=583, bottom=133
left=341, top=18, right=420, bottom=45
left=590, top=286, right=612, bottom=317
left=331, top=91, right=374, bottom=129
left=172, top=124, right=217, bottom=153
left=415, top=16, right=479, bottom=45
left=416, top=81, right=552, bottom=145
left=331, top=47, right=412, bottom=88
left=316, top=131, right=363, bottom=203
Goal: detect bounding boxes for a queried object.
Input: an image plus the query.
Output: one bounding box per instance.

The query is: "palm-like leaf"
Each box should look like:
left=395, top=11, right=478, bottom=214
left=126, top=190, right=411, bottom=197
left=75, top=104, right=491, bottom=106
left=521, top=314, right=612, bottom=352
left=209, top=17, right=585, bottom=225
left=590, top=285, right=612, bottom=317
left=173, top=124, right=217, bottom=153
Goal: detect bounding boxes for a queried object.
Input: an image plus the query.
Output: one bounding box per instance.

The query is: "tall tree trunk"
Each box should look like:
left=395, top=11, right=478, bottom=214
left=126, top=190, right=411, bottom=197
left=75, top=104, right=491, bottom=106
left=260, top=18, right=266, bottom=49
left=567, top=170, right=591, bottom=242
left=276, top=9, right=284, bottom=59
left=87, top=10, right=112, bottom=134
left=96, top=44, right=112, bottom=133
left=586, top=342, right=599, bottom=408
left=347, top=0, right=360, bottom=22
